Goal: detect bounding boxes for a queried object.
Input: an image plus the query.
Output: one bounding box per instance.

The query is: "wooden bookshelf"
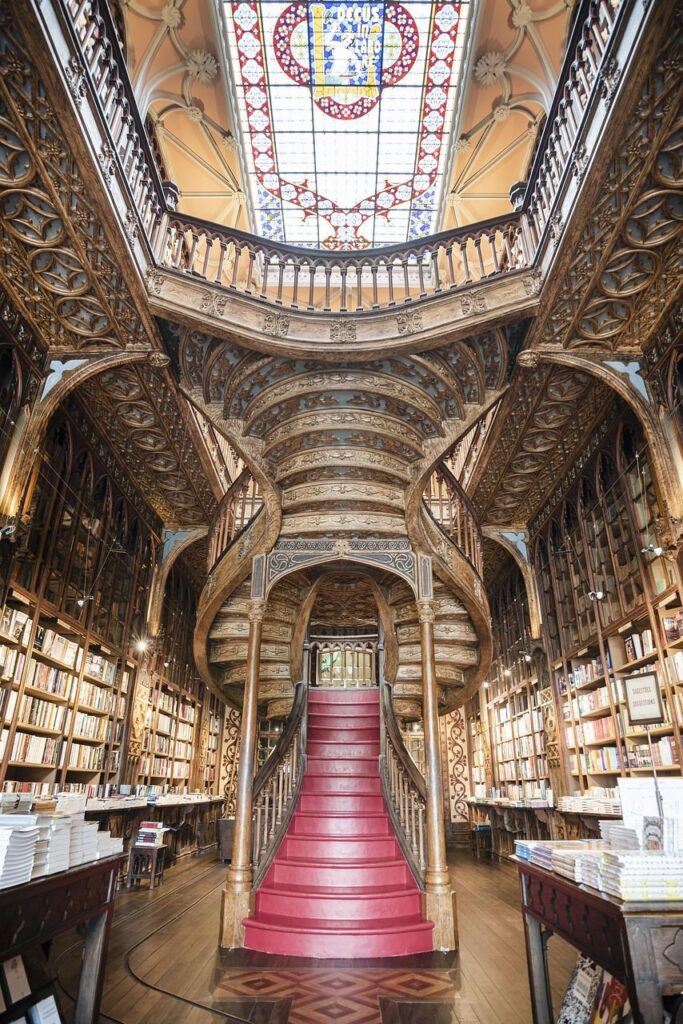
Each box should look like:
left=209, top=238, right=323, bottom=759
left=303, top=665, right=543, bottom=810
left=0, top=404, right=225, bottom=799
left=0, top=590, right=131, bottom=791
left=535, top=416, right=683, bottom=795
left=135, top=567, right=206, bottom=793
left=202, top=691, right=224, bottom=793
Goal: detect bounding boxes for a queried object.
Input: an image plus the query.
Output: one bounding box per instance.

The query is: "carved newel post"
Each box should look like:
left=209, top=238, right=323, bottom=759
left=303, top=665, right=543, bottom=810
left=417, top=598, right=458, bottom=949
left=220, top=597, right=266, bottom=948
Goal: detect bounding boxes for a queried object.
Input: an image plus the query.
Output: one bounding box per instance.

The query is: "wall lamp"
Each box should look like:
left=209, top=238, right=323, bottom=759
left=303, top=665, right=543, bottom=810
left=588, top=590, right=605, bottom=601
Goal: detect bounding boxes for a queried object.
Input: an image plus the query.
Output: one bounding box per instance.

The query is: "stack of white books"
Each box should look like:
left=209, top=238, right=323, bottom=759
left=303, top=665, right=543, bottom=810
left=32, top=816, right=71, bottom=878
left=0, top=817, right=39, bottom=889
left=95, top=830, right=124, bottom=859
left=551, top=844, right=606, bottom=882
left=599, top=820, right=640, bottom=849
left=68, top=813, right=89, bottom=866
left=598, top=850, right=683, bottom=901
left=81, top=822, right=100, bottom=864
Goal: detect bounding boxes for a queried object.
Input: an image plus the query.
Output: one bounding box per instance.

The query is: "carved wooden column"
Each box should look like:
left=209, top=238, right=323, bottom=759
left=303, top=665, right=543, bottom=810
left=220, top=596, right=266, bottom=948
left=417, top=598, right=458, bottom=949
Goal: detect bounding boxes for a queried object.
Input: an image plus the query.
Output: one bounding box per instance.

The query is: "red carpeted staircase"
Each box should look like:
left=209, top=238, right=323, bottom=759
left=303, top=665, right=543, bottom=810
left=243, top=688, right=434, bottom=957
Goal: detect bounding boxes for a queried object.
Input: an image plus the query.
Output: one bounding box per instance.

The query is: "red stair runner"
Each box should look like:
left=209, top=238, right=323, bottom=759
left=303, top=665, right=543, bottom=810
left=243, top=688, right=434, bottom=957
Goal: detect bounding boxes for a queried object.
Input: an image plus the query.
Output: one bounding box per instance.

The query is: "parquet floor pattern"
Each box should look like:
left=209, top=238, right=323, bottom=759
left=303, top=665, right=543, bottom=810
left=52, top=850, right=576, bottom=1024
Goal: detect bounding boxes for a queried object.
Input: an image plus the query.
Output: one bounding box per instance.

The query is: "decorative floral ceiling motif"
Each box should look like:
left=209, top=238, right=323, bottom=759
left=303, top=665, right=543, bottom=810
left=223, top=0, right=471, bottom=249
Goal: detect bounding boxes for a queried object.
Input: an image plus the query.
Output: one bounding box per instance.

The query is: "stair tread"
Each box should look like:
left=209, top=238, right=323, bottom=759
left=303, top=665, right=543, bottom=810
left=274, top=854, right=405, bottom=867
left=260, top=883, right=417, bottom=897
left=295, top=809, right=387, bottom=818
left=246, top=914, right=432, bottom=934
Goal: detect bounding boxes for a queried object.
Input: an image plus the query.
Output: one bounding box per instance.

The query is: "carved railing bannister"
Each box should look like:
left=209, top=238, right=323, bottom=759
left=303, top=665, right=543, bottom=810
left=159, top=214, right=527, bottom=314
left=423, top=464, right=483, bottom=578
left=252, top=680, right=307, bottom=888
left=207, top=468, right=263, bottom=572
left=64, top=0, right=166, bottom=245
left=380, top=680, right=427, bottom=886
left=525, top=0, right=621, bottom=246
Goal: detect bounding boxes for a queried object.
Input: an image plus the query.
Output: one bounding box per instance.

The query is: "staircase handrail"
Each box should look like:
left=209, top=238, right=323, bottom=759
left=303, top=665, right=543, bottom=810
left=207, top=467, right=264, bottom=572
left=252, top=680, right=308, bottom=888
left=422, top=462, right=483, bottom=578
left=379, top=679, right=427, bottom=888
left=58, top=0, right=625, bottom=310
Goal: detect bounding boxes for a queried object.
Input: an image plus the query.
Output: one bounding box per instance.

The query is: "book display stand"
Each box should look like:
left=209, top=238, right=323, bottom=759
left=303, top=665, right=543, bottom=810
left=0, top=856, right=123, bottom=1024
left=514, top=856, right=683, bottom=1024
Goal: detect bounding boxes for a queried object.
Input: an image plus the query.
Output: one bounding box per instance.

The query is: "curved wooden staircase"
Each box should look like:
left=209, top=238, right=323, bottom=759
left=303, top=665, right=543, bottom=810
left=244, top=687, right=434, bottom=957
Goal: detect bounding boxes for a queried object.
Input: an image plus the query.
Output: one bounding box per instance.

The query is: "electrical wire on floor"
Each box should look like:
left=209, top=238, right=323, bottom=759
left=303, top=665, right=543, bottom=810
left=55, top=864, right=252, bottom=1023
left=123, top=877, right=252, bottom=1023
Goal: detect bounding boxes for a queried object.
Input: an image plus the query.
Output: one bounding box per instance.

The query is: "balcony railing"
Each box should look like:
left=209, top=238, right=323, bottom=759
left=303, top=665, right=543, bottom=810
left=525, top=0, right=622, bottom=247
left=207, top=468, right=263, bottom=573
left=423, top=464, right=483, bottom=578
left=61, top=0, right=625, bottom=313
left=160, top=214, right=527, bottom=314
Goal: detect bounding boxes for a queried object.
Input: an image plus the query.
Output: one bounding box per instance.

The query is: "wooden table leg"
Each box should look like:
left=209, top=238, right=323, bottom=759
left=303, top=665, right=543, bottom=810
left=74, top=907, right=112, bottom=1024
left=522, top=910, right=553, bottom=1024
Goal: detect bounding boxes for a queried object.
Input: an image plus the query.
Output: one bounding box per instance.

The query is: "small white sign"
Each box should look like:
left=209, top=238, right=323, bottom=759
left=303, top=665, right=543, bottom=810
left=624, top=671, right=665, bottom=725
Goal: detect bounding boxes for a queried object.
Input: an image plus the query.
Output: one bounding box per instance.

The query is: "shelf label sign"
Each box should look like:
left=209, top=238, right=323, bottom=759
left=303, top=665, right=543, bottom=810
left=623, top=671, right=665, bottom=726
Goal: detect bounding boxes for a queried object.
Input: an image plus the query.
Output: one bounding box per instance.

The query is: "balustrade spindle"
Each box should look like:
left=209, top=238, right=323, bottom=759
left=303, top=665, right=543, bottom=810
left=252, top=682, right=307, bottom=887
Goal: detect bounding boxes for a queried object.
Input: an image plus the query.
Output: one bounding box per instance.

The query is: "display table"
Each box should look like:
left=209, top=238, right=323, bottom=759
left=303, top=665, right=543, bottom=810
left=468, top=800, right=621, bottom=859
left=85, top=797, right=223, bottom=880
left=0, top=855, right=123, bottom=1024
left=513, top=856, right=683, bottom=1024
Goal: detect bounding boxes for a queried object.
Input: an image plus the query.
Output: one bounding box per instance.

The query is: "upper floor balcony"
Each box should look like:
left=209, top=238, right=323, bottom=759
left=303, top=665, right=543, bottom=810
left=40, top=0, right=633, bottom=339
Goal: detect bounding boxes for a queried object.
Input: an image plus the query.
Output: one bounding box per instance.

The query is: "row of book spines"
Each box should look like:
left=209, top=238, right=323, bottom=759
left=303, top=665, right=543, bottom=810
left=1, top=693, right=126, bottom=740
left=1, top=658, right=128, bottom=706
left=0, top=729, right=121, bottom=771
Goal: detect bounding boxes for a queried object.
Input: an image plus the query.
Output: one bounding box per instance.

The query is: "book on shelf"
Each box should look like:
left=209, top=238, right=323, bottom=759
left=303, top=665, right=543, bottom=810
left=591, top=974, right=631, bottom=1024
left=28, top=993, right=64, bottom=1024
left=660, top=607, right=683, bottom=644
left=556, top=954, right=602, bottom=1024
left=0, top=955, right=32, bottom=1005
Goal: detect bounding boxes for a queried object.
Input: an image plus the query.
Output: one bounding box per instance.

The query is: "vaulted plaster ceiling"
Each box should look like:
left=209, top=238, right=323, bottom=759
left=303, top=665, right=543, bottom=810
left=119, top=0, right=573, bottom=244
left=444, top=0, right=573, bottom=227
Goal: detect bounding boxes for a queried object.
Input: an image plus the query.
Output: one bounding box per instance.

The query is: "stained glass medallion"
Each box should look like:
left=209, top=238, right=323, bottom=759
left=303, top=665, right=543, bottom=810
left=224, top=0, right=470, bottom=249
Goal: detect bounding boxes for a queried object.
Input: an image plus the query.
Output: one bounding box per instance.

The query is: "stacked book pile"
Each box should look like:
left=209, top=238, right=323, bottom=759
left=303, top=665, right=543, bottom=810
left=558, top=792, right=621, bottom=816
left=68, top=815, right=100, bottom=867
left=32, top=816, right=71, bottom=878
left=597, top=850, right=683, bottom=901
left=0, top=816, right=39, bottom=889
left=551, top=845, right=606, bottom=883
left=136, top=821, right=168, bottom=847
left=580, top=854, right=603, bottom=893
left=96, top=830, right=124, bottom=859
left=598, top=820, right=640, bottom=850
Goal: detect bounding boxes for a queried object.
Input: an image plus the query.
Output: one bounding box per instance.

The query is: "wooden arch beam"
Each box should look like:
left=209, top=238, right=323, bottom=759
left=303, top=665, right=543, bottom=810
left=0, top=349, right=169, bottom=524
left=481, top=525, right=543, bottom=640
left=518, top=348, right=683, bottom=525
left=146, top=526, right=209, bottom=637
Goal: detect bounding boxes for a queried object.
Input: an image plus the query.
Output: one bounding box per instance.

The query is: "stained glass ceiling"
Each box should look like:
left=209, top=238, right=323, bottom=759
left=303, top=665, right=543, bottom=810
left=223, top=0, right=471, bottom=250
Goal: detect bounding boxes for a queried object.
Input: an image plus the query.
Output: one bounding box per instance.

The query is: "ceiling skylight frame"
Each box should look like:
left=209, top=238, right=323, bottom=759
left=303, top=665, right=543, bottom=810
left=223, top=0, right=472, bottom=251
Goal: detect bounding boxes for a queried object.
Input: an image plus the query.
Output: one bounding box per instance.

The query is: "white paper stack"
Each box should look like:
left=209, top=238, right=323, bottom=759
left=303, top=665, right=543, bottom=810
left=598, top=850, right=683, bottom=901
left=81, top=822, right=99, bottom=864
left=95, top=830, right=123, bottom=859
left=31, top=815, right=71, bottom=877
left=0, top=817, right=39, bottom=889
left=55, top=792, right=87, bottom=815
left=551, top=844, right=607, bottom=882
left=601, top=821, right=640, bottom=850
left=68, top=812, right=88, bottom=866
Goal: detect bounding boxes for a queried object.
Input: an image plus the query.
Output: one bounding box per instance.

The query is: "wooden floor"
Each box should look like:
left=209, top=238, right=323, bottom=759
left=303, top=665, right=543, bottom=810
left=52, top=850, right=577, bottom=1024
